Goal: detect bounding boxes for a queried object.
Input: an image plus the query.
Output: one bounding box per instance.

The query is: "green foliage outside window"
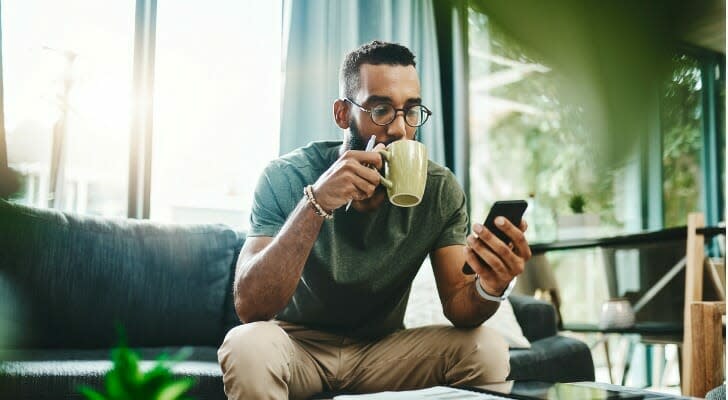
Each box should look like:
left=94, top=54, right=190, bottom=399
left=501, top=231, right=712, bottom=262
left=468, top=10, right=618, bottom=235
left=661, top=55, right=703, bottom=228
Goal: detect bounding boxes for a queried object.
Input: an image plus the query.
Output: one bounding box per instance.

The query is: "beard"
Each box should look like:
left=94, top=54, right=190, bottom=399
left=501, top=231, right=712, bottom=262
left=344, top=118, right=368, bottom=151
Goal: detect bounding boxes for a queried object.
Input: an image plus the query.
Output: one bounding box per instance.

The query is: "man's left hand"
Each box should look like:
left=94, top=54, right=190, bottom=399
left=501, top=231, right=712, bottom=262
left=463, top=217, right=532, bottom=296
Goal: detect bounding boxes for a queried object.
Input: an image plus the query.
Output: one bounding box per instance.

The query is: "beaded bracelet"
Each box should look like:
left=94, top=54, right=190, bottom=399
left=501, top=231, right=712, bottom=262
left=303, top=185, right=334, bottom=220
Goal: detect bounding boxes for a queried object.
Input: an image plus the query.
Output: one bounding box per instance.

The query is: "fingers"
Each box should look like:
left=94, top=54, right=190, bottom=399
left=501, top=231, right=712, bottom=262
left=339, top=149, right=386, bottom=191
left=464, top=245, right=506, bottom=296
left=470, top=225, right=524, bottom=276
left=313, top=150, right=386, bottom=210
left=342, top=149, right=384, bottom=170
left=463, top=217, right=532, bottom=293
left=465, top=233, right=512, bottom=280
left=349, top=173, right=378, bottom=199
left=490, top=217, right=532, bottom=261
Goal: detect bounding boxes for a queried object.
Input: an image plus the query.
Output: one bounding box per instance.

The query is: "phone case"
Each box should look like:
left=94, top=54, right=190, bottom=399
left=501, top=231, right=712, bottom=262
left=462, top=200, right=528, bottom=275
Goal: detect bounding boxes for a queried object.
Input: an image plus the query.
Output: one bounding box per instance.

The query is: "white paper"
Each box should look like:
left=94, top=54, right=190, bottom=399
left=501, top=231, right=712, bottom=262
left=333, top=386, right=512, bottom=399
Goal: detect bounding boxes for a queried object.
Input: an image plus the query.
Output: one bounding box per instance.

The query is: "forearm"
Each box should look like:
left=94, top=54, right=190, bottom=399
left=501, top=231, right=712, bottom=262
left=443, top=279, right=500, bottom=328
left=234, top=198, right=323, bottom=322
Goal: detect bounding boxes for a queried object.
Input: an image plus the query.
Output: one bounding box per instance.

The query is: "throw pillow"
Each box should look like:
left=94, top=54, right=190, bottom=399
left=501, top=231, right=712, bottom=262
left=405, top=257, right=531, bottom=349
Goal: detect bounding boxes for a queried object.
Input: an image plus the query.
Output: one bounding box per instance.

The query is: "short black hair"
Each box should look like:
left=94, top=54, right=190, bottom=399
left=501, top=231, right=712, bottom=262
left=339, top=40, right=416, bottom=99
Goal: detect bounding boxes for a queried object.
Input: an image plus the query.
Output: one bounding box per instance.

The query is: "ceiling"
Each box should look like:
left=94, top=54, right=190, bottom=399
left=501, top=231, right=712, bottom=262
left=678, top=0, right=725, bottom=53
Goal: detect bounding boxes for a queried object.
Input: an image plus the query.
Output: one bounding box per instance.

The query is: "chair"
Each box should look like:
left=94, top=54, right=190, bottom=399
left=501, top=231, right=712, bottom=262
left=682, top=212, right=726, bottom=397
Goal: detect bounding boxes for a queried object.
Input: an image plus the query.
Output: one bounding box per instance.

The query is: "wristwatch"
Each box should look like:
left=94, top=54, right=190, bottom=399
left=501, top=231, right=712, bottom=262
left=475, top=276, right=517, bottom=302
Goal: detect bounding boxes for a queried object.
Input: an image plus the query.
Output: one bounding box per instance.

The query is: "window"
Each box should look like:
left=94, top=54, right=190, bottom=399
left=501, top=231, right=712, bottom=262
left=467, top=10, right=622, bottom=243
left=660, top=52, right=725, bottom=228
left=3, top=0, right=135, bottom=217
left=149, top=0, right=282, bottom=228
left=3, top=1, right=283, bottom=228
left=660, top=55, right=704, bottom=228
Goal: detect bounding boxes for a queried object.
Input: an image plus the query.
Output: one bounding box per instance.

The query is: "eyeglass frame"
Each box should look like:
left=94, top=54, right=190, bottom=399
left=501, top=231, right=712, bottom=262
left=343, top=98, right=432, bottom=128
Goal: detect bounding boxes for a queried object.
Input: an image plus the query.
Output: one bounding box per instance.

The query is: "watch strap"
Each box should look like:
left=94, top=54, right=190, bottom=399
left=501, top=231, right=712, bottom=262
left=475, top=276, right=517, bottom=302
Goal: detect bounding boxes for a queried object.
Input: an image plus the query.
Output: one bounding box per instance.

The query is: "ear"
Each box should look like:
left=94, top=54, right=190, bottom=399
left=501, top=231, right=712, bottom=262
left=333, top=99, right=350, bottom=129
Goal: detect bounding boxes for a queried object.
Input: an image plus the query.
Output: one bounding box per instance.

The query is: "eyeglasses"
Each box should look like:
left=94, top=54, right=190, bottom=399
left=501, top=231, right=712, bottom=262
left=344, top=98, right=432, bottom=128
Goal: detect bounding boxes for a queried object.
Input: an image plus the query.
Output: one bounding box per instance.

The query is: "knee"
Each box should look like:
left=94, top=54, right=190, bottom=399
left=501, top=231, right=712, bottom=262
left=450, top=326, right=510, bottom=384
left=218, top=321, right=292, bottom=369
left=469, top=326, right=510, bottom=382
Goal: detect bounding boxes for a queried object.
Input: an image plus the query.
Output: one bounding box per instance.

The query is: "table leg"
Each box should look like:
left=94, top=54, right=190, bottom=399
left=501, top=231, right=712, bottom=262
left=621, top=337, right=635, bottom=386
left=604, top=336, right=614, bottom=384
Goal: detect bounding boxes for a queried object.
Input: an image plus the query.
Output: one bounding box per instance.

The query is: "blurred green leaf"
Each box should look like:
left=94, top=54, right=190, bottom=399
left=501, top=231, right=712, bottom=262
left=156, top=378, right=195, bottom=400
left=79, top=328, right=195, bottom=400
left=78, top=386, right=108, bottom=400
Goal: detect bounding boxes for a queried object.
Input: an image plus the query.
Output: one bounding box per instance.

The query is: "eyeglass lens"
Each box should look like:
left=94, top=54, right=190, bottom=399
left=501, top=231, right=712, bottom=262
left=370, top=104, right=428, bottom=127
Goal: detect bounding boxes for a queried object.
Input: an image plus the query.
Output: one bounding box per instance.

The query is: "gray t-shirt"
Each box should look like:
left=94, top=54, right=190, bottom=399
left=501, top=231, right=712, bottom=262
left=249, top=141, right=468, bottom=339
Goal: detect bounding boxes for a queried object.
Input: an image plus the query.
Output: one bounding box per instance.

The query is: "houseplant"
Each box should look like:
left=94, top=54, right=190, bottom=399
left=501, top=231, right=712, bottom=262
left=78, top=328, right=195, bottom=400
left=556, top=193, right=600, bottom=239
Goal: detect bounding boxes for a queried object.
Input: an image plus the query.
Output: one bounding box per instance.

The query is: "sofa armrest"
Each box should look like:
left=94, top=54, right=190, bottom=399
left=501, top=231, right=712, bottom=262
left=508, top=294, right=557, bottom=342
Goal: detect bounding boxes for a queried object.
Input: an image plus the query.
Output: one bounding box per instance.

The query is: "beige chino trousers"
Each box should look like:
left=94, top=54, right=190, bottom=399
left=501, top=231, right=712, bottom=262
left=217, top=320, right=510, bottom=400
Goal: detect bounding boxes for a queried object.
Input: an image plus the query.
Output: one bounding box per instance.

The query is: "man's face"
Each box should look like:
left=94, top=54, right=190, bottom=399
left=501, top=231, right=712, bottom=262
left=345, top=64, right=421, bottom=151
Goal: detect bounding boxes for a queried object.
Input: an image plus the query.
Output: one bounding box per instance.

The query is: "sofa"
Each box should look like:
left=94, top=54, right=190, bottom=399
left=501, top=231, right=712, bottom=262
left=0, top=200, right=594, bottom=399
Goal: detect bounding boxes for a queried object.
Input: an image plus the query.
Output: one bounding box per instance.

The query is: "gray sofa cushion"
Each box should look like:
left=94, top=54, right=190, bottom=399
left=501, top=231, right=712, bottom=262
left=509, top=295, right=557, bottom=342
left=508, top=335, right=595, bottom=382
left=0, top=347, right=224, bottom=400
left=0, top=200, right=243, bottom=348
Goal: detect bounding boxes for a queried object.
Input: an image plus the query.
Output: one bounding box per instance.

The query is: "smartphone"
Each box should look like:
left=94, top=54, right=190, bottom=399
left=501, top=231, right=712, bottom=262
left=462, top=200, right=528, bottom=275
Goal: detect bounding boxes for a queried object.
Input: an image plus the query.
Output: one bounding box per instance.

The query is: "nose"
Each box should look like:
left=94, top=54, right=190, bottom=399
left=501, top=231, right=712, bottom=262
left=386, top=111, right=408, bottom=140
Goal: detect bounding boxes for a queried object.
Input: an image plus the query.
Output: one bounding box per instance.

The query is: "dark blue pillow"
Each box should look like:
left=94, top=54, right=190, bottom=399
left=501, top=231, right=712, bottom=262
left=0, top=200, right=243, bottom=348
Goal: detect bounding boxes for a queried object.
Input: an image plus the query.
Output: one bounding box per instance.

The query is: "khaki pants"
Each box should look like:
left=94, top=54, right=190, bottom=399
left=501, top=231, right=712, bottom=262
left=217, top=320, right=510, bottom=400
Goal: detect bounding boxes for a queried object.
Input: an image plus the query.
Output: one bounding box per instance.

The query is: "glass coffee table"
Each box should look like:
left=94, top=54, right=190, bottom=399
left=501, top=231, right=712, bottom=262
left=469, top=381, right=701, bottom=400
left=313, top=381, right=702, bottom=399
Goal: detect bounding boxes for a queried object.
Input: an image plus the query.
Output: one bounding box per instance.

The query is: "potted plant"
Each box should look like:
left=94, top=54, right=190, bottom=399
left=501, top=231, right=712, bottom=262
left=78, top=329, right=195, bottom=400
left=556, top=193, right=600, bottom=239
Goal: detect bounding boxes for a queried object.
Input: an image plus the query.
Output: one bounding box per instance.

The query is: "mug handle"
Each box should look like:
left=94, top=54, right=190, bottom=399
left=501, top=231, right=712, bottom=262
left=376, top=149, right=393, bottom=189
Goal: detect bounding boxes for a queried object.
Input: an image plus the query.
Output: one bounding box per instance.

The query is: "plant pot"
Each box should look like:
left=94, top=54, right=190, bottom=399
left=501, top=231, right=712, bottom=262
left=599, top=297, right=636, bottom=329
left=556, top=213, right=600, bottom=240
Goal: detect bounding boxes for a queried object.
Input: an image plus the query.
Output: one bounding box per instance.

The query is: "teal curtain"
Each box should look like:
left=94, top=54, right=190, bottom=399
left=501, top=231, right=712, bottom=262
left=280, top=0, right=446, bottom=166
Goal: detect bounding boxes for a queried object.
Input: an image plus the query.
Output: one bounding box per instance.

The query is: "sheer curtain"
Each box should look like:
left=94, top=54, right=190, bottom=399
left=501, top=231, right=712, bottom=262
left=280, top=0, right=446, bottom=166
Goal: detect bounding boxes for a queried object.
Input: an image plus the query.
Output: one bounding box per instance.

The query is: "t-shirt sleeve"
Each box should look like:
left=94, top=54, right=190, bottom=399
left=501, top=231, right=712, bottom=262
left=248, top=163, right=293, bottom=237
left=432, top=172, right=469, bottom=249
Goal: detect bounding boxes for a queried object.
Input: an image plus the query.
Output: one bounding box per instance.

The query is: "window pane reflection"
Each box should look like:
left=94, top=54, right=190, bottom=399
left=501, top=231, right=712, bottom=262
left=660, top=55, right=703, bottom=228
left=3, top=0, right=135, bottom=217
left=150, top=0, right=282, bottom=228
left=467, top=9, right=621, bottom=243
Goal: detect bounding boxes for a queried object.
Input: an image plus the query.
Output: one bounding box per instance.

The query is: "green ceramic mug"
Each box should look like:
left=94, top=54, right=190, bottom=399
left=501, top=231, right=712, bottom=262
left=376, top=140, right=428, bottom=207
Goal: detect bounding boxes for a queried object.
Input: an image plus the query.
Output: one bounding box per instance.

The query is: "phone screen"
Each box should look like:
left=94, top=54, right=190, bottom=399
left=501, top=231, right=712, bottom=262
left=462, top=200, right=528, bottom=275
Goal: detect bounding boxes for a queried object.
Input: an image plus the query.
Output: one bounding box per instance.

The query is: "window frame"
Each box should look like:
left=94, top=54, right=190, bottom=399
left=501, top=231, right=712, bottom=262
left=654, top=45, right=726, bottom=229
left=128, top=0, right=158, bottom=219
left=0, top=0, right=158, bottom=218
left=694, top=47, right=725, bottom=226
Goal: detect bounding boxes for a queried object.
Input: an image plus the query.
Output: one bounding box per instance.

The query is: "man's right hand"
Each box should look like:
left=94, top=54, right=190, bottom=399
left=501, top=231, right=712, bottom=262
left=312, top=146, right=385, bottom=211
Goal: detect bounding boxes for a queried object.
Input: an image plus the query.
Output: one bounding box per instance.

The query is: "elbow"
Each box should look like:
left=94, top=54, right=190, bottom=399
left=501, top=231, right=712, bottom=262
left=443, top=307, right=470, bottom=328
left=232, top=264, right=264, bottom=323
left=443, top=303, right=497, bottom=329
left=234, top=296, right=272, bottom=324
left=233, top=285, right=266, bottom=323
left=233, top=285, right=276, bottom=323
left=234, top=297, right=250, bottom=323
left=451, top=320, right=484, bottom=329
left=445, top=311, right=483, bottom=329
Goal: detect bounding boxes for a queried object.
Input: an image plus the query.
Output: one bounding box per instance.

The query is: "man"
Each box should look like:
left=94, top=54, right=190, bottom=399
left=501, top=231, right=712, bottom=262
left=218, top=41, right=531, bottom=399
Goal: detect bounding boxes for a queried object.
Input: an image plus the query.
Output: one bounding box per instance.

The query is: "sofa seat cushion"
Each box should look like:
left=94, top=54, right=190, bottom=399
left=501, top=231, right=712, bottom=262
left=507, top=335, right=594, bottom=382
left=0, top=200, right=244, bottom=348
left=0, top=347, right=224, bottom=400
